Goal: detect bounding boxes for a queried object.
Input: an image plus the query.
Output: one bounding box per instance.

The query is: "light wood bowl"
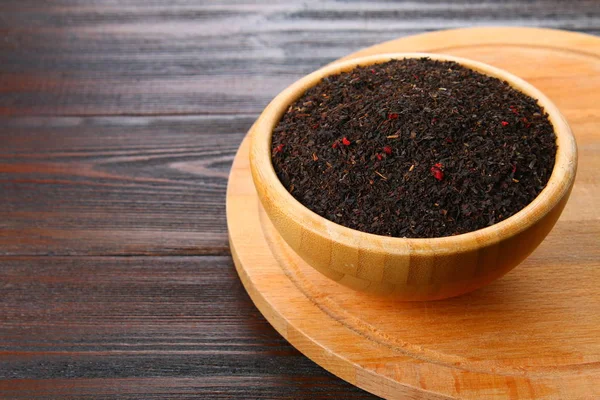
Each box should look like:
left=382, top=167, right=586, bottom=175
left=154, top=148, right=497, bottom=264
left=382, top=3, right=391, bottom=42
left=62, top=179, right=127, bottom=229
left=249, top=53, right=577, bottom=301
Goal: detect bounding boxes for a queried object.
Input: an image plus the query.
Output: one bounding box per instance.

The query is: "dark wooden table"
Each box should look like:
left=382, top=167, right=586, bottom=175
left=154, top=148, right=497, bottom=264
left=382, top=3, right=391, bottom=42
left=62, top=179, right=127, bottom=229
left=1, top=2, right=598, bottom=398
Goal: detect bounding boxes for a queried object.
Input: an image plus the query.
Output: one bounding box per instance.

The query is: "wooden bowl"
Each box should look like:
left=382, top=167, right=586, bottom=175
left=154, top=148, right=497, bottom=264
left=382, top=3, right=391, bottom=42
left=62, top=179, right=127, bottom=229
left=249, top=53, right=577, bottom=301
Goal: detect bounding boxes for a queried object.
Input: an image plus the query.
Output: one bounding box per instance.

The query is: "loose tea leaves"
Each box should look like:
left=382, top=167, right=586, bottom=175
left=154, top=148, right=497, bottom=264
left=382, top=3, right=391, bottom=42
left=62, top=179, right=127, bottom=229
left=271, top=58, right=556, bottom=238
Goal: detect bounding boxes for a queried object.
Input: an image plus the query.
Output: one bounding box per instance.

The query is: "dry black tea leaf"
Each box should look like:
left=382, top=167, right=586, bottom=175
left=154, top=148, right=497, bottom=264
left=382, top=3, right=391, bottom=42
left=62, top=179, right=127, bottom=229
left=271, top=58, right=556, bottom=238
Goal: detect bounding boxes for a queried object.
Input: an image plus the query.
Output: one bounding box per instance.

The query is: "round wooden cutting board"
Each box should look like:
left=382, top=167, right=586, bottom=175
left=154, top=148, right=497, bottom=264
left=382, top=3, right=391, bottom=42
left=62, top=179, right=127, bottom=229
left=227, top=27, right=600, bottom=399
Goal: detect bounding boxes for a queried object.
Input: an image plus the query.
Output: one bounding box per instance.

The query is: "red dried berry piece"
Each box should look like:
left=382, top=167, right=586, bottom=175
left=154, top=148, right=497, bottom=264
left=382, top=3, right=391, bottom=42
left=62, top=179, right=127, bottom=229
left=274, top=144, right=284, bottom=154
left=383, top=146, right=392, bottom=155
left=388, top=113, right=399, bottom=120
left=342, top=137, right=351, bottom=146
left=332, top=141, right=339, bottom=149
left=376, top=153, right=383, bottom=161
left=512, top=164, right=517, bottom=173
left=509, top=105, right=519, bottom=114
left=445, top=137, right=454, bottom=143
left=430, top=164, right=444, bottom=181
left=501, top=121, right=509, bottom=127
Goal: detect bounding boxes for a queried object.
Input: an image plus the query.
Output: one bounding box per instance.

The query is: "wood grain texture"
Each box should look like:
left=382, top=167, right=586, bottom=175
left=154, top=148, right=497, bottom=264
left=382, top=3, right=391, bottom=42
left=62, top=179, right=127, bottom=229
left=1, top=1, right=600, bottom=398
left=249, top=50, right=577, bottom=300
left=228, top=28, right=600, bottom=398
left=0, top=116, right=250, bottom=256
left=1, top=1, right=599, bottom=116
left=0, top=256, right=375, bottom=399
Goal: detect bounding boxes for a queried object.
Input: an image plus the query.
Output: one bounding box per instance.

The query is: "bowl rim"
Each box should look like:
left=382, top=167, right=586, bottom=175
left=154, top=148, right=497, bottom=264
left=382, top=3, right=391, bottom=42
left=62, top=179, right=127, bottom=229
left=250, top=52, right=577, bottom=256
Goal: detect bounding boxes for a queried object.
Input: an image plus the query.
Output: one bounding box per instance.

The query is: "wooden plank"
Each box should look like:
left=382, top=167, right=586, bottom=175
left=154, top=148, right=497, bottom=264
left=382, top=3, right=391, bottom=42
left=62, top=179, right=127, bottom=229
left=0, top=255, right=376, bottom=399
left=0, top=116, right=252, bottom=256
left=0, top=1, right=598, bottom=116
